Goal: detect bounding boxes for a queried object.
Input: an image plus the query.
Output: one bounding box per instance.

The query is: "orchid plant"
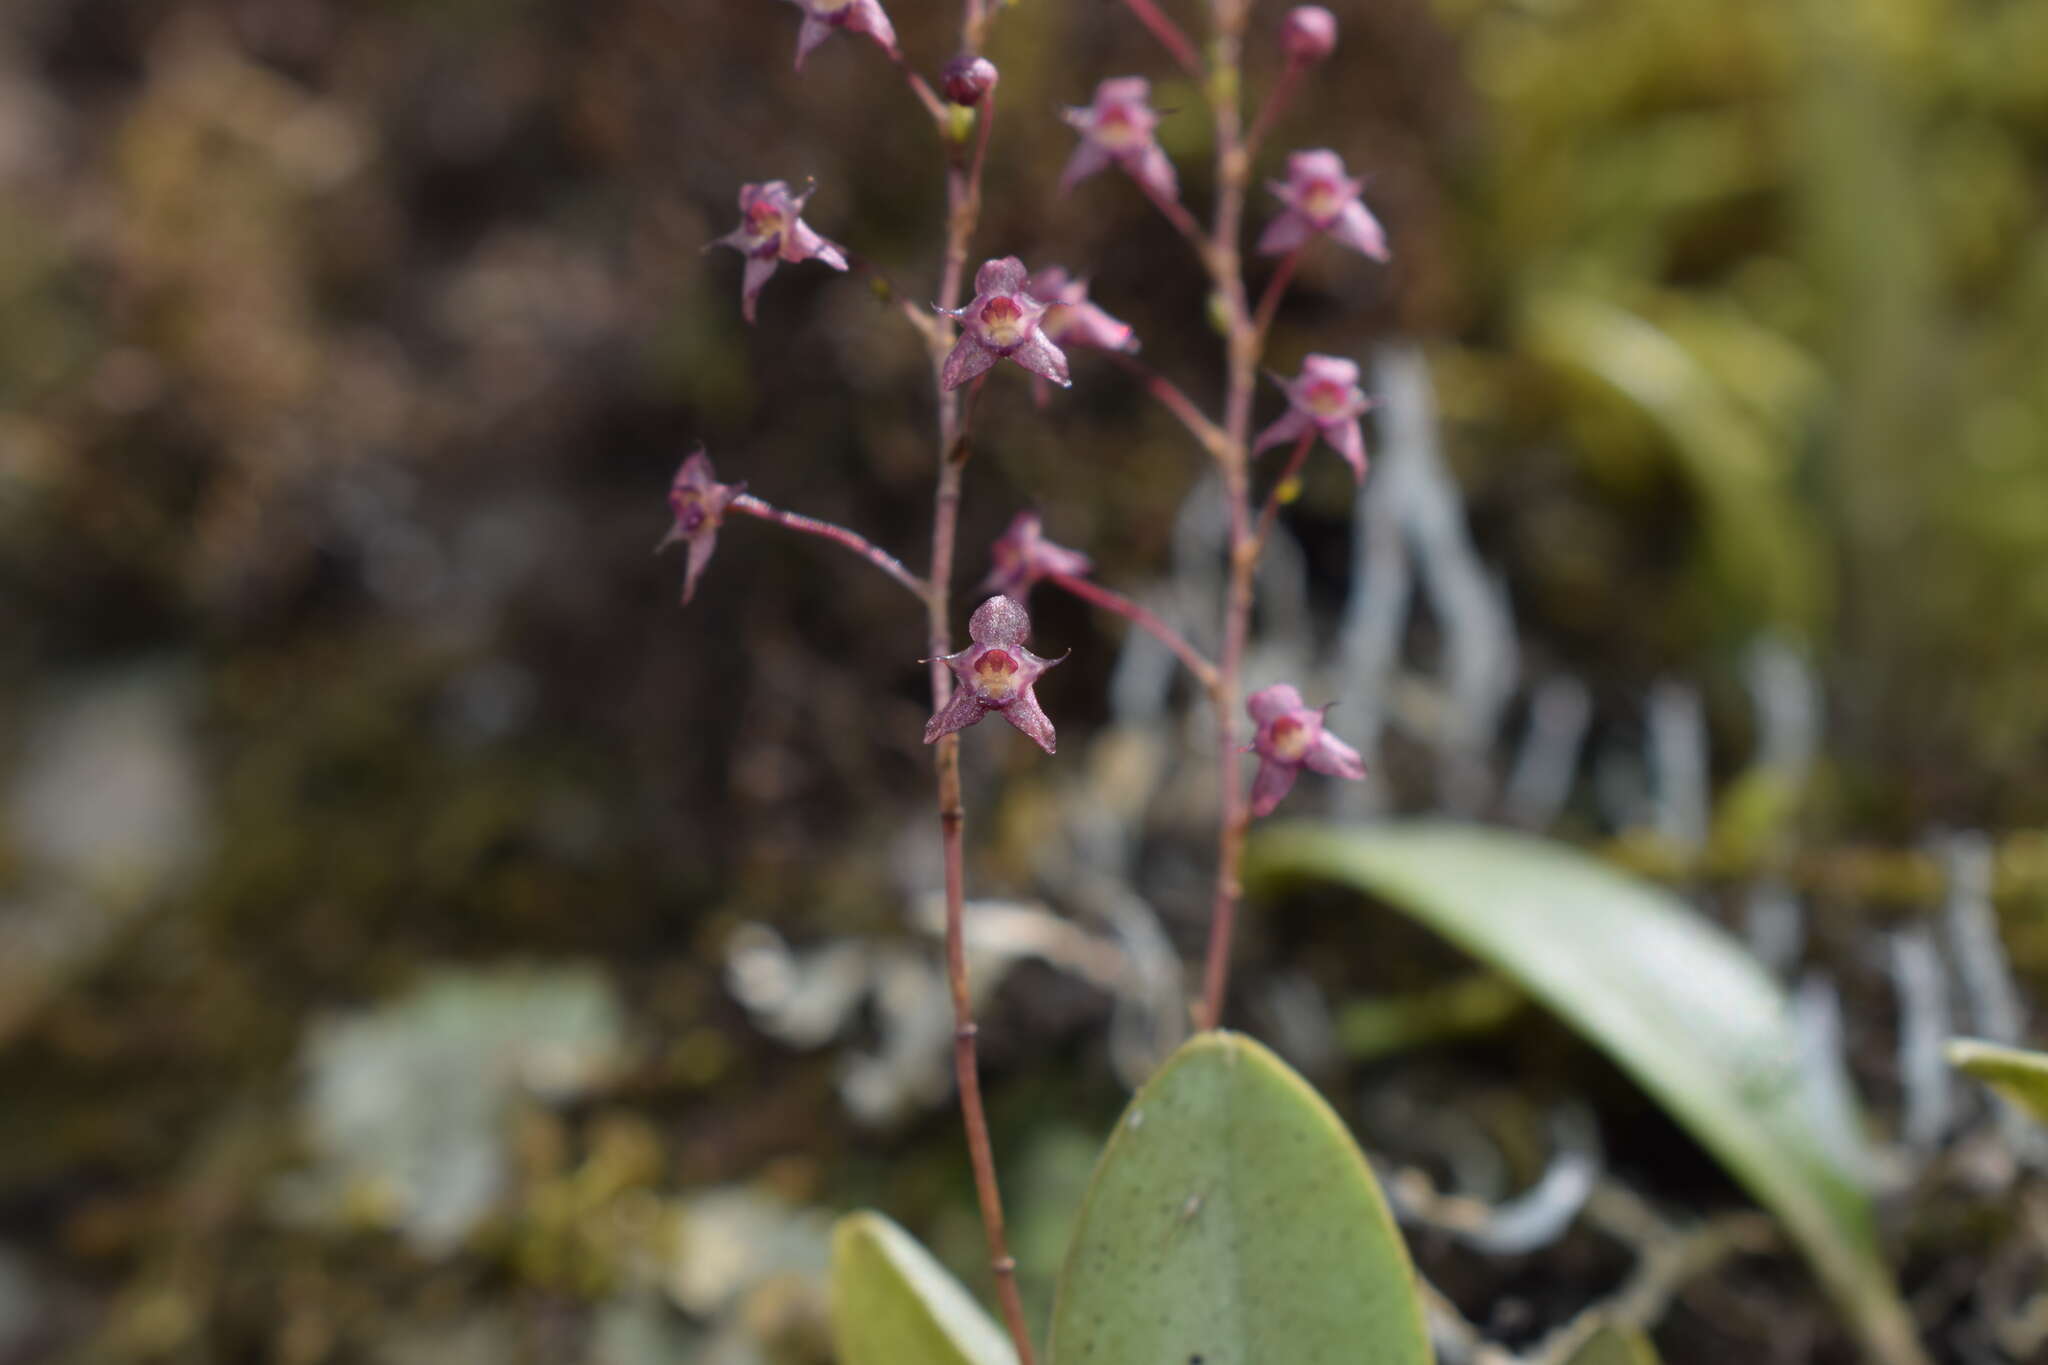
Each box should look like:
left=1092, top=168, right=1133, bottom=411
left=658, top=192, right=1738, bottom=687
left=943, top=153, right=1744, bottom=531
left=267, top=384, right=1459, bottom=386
left=672, top=1, right=1430, bottom=1360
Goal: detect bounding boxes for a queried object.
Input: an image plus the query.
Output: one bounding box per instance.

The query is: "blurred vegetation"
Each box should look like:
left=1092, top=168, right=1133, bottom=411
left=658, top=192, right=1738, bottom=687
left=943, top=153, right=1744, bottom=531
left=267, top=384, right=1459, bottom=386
left=3, top=0, right=2047, bottom=1361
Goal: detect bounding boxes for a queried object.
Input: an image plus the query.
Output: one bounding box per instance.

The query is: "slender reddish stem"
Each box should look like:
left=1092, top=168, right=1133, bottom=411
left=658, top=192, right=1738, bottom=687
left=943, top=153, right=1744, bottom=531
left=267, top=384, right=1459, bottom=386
left=1250, top=429, right=1316, bottom=558
left=892, top=48, right=949, bottom=125
left=731, top=495, right=928, bottom=599
left=1047, top=572, right=1219, bottom=692
left=1119, top=0, right=1203, bottom=76
left=1245, top=56, right=1307, bottom=162
left=1109, top=353, right=1231, bottom=463
left=1134, top=166, right=1210, bottom=254
left=924, top=28, right=1035, bottom=1365
left=1251, top=247, right=1301, bottom=351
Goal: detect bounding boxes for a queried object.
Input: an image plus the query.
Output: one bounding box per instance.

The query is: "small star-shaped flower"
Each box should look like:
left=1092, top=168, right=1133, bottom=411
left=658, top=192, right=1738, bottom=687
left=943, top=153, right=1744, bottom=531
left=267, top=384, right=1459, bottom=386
left=982, top=511, right=1093, bottom=604
left=709, top=180, right=850, bottom=324
left=924, top=595, right=1064, bottom=754
left=1244, top=683, right=1366, bottom=817
left=1252, top=353, right=1375, bottom=481
left=1257, top=149, right=1388, bottom=261
left=935, top=258, right=1072, bottom=392
left=659, top=447, right=745, bottom=605
left=1060, top=77, right=1179, bottom=202
left=785, top=0, right=898, bottom=70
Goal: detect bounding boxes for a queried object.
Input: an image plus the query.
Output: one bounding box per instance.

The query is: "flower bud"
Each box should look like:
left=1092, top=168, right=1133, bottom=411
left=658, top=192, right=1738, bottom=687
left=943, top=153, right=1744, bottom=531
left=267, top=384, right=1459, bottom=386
left=1280, top=5, right=1338, bottom=62
left=942, top=55, right=999, bottom=107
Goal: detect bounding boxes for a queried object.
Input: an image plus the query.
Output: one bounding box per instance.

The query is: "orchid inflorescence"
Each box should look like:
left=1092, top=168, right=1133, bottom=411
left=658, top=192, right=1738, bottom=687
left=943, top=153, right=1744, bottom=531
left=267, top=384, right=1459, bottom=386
left=666, top=6, right=1393, bottom=1359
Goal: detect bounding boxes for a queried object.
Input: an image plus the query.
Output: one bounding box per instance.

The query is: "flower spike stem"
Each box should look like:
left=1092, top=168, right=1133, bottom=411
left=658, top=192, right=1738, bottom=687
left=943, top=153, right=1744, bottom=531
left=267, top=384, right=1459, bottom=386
left=1244, top=55, right=1308, bottom=161
left=1121, top=0, right=1204, bottom=76
left=1047, top=572, right=1220, bottom=693
left=892, top=48, right=949, bottom=125
left=730, top=495, right=928, bottom=599
left=1250, top=428, right=1316, bottom=559
left=920, top=21, right=1036, bottom=1365
left=1135, top=164, right=1209, bottom=252
left=1251, top=246, right=1302, bottom=350
left=1108, top=353, right=1231, bottom=461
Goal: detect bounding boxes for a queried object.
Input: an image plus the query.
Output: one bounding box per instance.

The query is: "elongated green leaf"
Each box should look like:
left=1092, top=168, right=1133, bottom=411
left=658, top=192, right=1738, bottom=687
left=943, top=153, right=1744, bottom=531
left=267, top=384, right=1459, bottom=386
left=1561, top=1322, right=1660, bottom=1365
left=1243, top=821, right=1928, bottom=1365
left=830, top=1211, right=1018, bottom=1365
left=1946, top=1038, right=2048, bottom=1125
left=1049, top=1031, right=1430, bottom=1365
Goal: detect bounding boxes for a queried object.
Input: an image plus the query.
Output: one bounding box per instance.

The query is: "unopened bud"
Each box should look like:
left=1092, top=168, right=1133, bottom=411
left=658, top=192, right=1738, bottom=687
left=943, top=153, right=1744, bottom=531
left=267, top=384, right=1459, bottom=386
left=1280, top=5, right=1338, bottom=62
left=942, top=55, right=999, bottom=106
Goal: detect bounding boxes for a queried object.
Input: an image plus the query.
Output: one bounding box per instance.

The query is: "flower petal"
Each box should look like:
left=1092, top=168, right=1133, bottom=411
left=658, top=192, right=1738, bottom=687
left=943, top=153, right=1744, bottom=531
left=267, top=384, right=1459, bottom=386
left=683, top=528, right=718, bottom=605
left=1058, top=140, right=1114, bottom=195
left=794, top=15, right=834, bottom=68
left=974, top=256, right=1029, bottom=296
left=1332, top=199, right=1390, bottom=261
left=1256, top=209, right=1316, bottom=256
left=1125, top=142, right=1180, bottom=201
left=1304, top=727, right=1366, bottom=780
left=923, top=687, right=987, bottom=744
left=1001, top=689, right=1057, bottom=754
left=1247, top=683, right=1306, bottom=724
left=1248, top=757, right=1300, bottom=817
left=847, top=0, right=897, bottom=50
left=967, top=594, right=1031, bottom=648
left=1008, top=332, right=1072, bottom=389
left=1251, top=408, right=1312, bottom=456
left=739, top=253, right=781, bottom=323
left=941, top=335, right=1000, bottom=391
left=1326, top=417, right=1368, bottom=482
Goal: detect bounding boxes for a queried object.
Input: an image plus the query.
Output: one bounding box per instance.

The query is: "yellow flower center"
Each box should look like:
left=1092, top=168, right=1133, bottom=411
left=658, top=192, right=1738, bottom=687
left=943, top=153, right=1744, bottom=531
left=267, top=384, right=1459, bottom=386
left=746, top=202, right=788, bottom=240
left=1305, top=379, right=1350, bottom=418
left=1093, top=106, right=1143, bottom=150
left=1300, top=179, right=1342, bottom=223
left=1269, top=716, right=1311, bottom=761
left=980, top=296, right=1027, bottom=348
left=975, top=649, right=1020, bottom=700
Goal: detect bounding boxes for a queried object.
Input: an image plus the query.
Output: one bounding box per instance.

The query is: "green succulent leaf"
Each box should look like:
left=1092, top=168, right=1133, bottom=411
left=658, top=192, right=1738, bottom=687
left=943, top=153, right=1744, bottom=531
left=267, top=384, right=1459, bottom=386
left=1561, top=1322, right=1661, bottom=1365
left=1946, top=1037, right=2048, bottom=1125
left=1243, top=820, right=1928, bottom=1365
left=830, top=1210, right=1018, bottom=1365
left=1049, top=1030, right=1430, bottom=1365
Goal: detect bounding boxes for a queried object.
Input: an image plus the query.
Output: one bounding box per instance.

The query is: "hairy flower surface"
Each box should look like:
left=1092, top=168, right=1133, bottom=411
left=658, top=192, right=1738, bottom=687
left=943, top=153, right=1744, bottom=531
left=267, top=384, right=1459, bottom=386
left=1257, top=149, right=1388, bottom=261
left=660, top=448, right=744, bottom=605
left=1060, top=77, right=1178, bottom=202
left=1252, top=353, right=1374, bottom=481
left=982, top=511, right=1093, bottom=603
left=786, top=0, right=897, bottom=69
left=936, top=258, right=1071, bottom=391
left=1280, top=5, right=1339, bottom=62
left=709, top=181, right=849, bottom=324
left=924, top=596, right=1063, bottom=753
left=1245, top=683, right=1365, bottom=816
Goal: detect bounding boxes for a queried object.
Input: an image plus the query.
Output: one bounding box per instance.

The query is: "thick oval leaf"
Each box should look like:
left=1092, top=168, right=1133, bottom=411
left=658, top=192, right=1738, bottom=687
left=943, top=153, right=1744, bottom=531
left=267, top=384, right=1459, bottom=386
left=1243, top=821, right=1927, bottom=1365
left=1946, top=1038, right=2048, bottom=1125
left=830, top=1210, right=1018, bottom=1365
left=1049, top=1030, right=1430, bottom=1365
left=1561, top=1322, right=1660, bottom=1365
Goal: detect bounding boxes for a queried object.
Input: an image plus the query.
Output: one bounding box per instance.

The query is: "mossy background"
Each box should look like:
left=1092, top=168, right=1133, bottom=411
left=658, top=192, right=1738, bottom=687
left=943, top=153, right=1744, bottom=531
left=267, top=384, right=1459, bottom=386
left=3, top=0, right=2047, bottom=1361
